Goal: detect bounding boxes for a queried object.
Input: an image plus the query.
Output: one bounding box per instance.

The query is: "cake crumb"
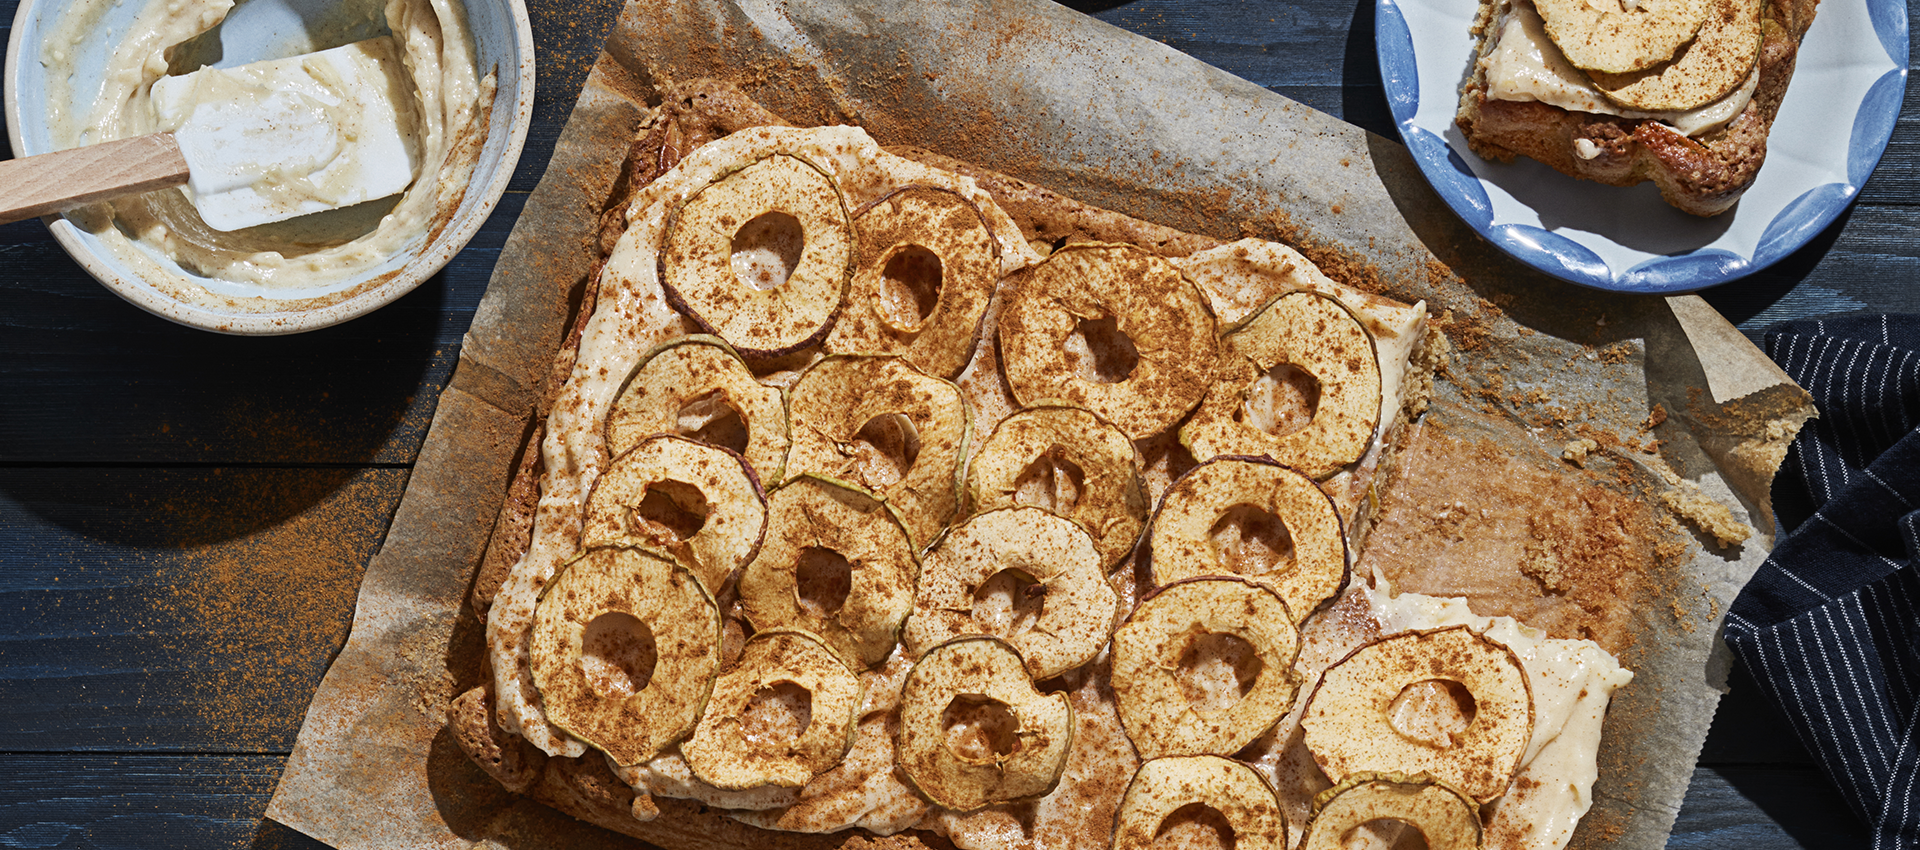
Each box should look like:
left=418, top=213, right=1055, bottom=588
left=1643, top=457, right=1753, bottom=548
left=1403, top=324, right=1450, bottom=419
left=1523, top=515, right=1570, bottom=593
left=1561, top=438, right=1599, bottom=466
left=1659, top=486, right=1751, bottom=548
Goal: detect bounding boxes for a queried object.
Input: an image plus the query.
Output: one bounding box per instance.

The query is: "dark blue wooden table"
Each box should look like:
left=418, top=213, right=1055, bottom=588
left=1, top=0, right=1912, bottom=847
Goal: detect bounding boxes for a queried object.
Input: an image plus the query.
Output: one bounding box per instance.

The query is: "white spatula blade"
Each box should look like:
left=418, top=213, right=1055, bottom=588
left=150, top=38, right=421, bottom=232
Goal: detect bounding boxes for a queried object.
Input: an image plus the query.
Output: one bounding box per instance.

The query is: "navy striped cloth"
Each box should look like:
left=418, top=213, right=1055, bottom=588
left=1725, top=313, right=1920, bottom=849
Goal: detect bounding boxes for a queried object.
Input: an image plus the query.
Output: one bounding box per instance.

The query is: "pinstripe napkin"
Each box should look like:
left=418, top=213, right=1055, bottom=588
left=1725, top=313, right=1920, bottom=849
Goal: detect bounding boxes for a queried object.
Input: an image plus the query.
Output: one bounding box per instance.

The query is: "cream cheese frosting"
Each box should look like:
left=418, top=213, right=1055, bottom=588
left=1367, top=574, right=1635, bottom=850
left=1481, top=0, right=1759, bottom=137
left=40, top=0, right=488, bottom=310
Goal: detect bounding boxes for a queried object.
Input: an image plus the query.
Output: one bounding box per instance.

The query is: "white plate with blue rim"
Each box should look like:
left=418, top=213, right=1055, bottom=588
left=1375, top=0, right=1907, bottom=292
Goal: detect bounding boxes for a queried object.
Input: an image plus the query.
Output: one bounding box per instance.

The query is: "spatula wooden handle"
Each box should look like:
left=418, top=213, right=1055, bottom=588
left=0, top=134, right=191, bottom=225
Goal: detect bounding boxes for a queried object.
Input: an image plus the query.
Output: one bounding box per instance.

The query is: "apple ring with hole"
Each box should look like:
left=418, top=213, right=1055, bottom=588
left=826, top=186, right=1003, bottom=379
left=681, top=629, right=863, bottom=791
left=1300, top=626, right=1534, bottom=803
left=1298, top=772, right=1484, bottom=850
left=529, top=545, right=723, bottom=767
left=894, top=636, right=1073, bottom=812
left=1110, top=576, right=1301, bottom=759
left=1148, top=456, right=1348, bottom=624
left=964, top=404, right=1147, bottom=571
left=606, top=335, right=791, bottom=487
left=902, top=507, right=1118, bottom=680
left=784, top=354, right=969, bottom=552
left=737, top=475, right=918, bottom=669
left=659, top=153, right=853, bottom=358
left=1179, top=291, right=1381, bottom=479
left=581, top=434, right=767, bottom=594
left=1112, top=755, right=1288, bottom=850
left=997, top=242, right=1217, bottom=440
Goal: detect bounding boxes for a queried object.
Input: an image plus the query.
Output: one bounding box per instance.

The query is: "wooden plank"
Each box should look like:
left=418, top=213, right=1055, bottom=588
left=1088, top=0, right=1356, bottom=89
left=0, top=193, right=522, bottom=466
left=1082, top=0, right=1400, bottom=139
left=0, top=467, right=404, bottom=752
left=514, top=0, right=630, bottom=193
left=1852, top=68, right=1919, bottom=207
left=0, top=753, right=323, bottom=850
left=1671, top=767, right=1868, bottom=849
left=1702, top=201, right=1920, bottom=336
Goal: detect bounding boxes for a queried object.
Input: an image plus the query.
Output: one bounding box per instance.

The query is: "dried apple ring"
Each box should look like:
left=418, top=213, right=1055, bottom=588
left=827, top=186, right=1001, bottom=378
left=1149, top=456, right=1348, bottom=624
left=530, top=545, right=723, bottom=767
left=660, top=153, right=852, bottom=358
left=682, top=629, right=863, bottom=790
left=582, top=434, right=767, bottom=594
left=1300, top=626, right=1533, bottom=802
left=785, top=354, right=969, bottom=551
left=1110, top=577, right=1301, bottom=759
left=1536, top=0, right=1709, bottom=73
left=737, top=475, right=918, bottom=669
left=903, top=507, right=1118, bottom=679
left=1112, top=756, right=1288, bottom=850
left=1299, top=773, right=1483, bottom=850
left=998, top=242, right=1217, bottom=440
left=1590, top=0, right=1763, bottom=111
left=965, top=404, right=1147, bottom=571
left=895, top=636, right=1073, bottom=812
left=606, top=335, right=791, bottom=485
left=1179, top=291, right=1381, bottom=479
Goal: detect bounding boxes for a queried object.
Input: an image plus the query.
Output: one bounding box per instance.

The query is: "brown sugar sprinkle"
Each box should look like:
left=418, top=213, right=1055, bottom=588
left=1433, top=308, right=1493, bottom=353
left=1670, top=598, right=1698, bottom=633
left=1357, top=406, right=1666, bottom=655
left=1596, top=341, right=1636, bottom=365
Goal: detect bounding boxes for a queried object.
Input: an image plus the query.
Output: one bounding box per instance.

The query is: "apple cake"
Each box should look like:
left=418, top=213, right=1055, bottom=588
left=1455, top=0, right=1821, bottom=215
left=448, top=80, right=1635, bottom=850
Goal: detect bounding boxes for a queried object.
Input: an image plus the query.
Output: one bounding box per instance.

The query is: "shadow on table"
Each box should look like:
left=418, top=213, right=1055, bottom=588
left=1680, top=656, right=1874, bottom=849
left=1340, top=0, right=1397, bottom=142
left=0, top=229, right=451, bottom=468
left=0, top=259, right=453, bottom=544
left=1702, top=205, right=1857, bottom=340
left=251, top=819, right=331, bottom=850
left=1678, top=765, right=1872, bottom=849
left=0, top=465, right=369, bottom=548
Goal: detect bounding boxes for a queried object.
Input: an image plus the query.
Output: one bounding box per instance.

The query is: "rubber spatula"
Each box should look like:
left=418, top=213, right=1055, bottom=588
left=0, top=37, right=419, bottom=232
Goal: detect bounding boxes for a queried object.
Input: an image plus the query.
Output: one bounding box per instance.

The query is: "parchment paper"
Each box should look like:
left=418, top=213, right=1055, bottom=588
left=266, top=2, right=1817, bottom=848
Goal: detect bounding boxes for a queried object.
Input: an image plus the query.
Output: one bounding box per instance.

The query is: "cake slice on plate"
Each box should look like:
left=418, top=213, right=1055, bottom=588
left=1456, top=0, right=1820, bottom=215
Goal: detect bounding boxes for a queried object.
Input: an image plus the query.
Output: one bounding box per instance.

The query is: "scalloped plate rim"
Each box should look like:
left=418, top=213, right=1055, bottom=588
left=1375, top=0, right=1908, bottom=293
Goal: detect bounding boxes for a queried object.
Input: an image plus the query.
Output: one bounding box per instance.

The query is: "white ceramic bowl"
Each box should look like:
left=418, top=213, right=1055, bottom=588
left=4, top=0, right=534, bottom=334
